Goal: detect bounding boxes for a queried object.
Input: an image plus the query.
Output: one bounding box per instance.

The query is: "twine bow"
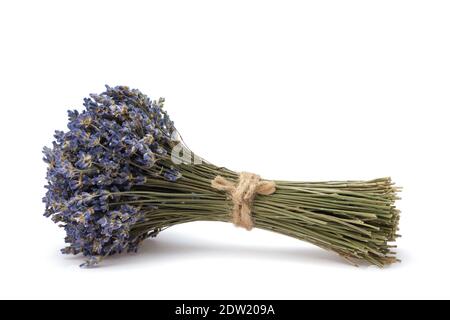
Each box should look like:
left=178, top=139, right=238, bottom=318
left=211, top=172, right=276, bottom=230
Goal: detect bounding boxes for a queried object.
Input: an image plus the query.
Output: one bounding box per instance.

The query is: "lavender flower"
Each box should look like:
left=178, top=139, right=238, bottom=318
left=43, top=85, right=401, bottom=268
left=43, top=86, right=179, bottom=266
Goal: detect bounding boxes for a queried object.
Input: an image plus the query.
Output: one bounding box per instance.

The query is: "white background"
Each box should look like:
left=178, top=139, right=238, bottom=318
left=0, top=0, right=449, bottom=299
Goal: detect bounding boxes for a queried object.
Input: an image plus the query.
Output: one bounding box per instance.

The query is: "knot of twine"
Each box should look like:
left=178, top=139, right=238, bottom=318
left=211, top=172, right=276, bottom=230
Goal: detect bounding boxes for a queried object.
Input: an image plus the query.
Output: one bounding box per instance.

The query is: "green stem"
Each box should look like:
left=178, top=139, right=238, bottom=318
left=122, top=163, right=400, bottom=267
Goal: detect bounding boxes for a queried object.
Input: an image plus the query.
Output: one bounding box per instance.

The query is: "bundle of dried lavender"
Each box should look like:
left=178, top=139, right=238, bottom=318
left=43, top=85, right=401, bottom=267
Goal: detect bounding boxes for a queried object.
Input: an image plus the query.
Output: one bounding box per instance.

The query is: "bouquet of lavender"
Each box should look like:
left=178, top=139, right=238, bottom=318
left=43, top=85, right=401, bottom=267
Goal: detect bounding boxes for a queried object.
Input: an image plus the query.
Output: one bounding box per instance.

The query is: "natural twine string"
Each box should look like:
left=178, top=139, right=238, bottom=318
left=211, top=172, right=276, bottom=230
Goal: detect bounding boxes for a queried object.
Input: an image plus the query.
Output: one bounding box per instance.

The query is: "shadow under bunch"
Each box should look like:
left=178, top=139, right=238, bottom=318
left=43, top=85, right=401, bottom=267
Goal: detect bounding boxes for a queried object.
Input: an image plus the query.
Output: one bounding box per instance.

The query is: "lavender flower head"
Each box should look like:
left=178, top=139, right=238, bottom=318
left=43, top=86, right=180, bottom=266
